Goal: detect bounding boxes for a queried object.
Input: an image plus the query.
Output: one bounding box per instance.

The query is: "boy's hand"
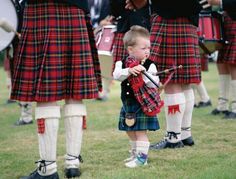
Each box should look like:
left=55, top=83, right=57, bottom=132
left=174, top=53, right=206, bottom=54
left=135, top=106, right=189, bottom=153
left=128, top=65, right=145, bottom=76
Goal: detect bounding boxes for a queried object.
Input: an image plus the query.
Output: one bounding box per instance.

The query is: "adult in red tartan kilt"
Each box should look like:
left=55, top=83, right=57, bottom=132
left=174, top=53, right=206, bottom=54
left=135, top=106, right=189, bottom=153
left=137, top=0, right=203, bottom=150
left=11, top=1, right=102, bottom=179
left=210, top=13, right=236, bottom=119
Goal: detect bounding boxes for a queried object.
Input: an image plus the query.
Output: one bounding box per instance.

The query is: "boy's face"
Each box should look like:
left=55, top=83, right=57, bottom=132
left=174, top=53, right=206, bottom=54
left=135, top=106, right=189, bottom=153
left=127, top=37, right=150, bottom=61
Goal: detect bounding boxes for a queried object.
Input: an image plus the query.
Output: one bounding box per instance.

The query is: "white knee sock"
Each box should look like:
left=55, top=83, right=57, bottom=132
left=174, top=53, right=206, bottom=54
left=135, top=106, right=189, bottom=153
left=35, top=106, right=60, bottom=176
left=64, top=103, right=86, bottom=169
left=217, top=75, right=230, bottom=111
left=195, top=81, right=210, bottom=102
left=164, top=93, right=186, bottom=143
left=181, top=89, right=194, bottom=140
left=230, top=80, right=236, bottom=113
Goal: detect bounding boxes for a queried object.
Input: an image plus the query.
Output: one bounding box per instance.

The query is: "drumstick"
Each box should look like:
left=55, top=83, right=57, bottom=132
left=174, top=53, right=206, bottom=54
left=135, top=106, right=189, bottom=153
left=199, top=0, right=211, bottom=9
left=142, top=71, right=160, bottom=88
left=0, top=18, right=21, bottom=38
left=155, top=65, right=182, bottom=75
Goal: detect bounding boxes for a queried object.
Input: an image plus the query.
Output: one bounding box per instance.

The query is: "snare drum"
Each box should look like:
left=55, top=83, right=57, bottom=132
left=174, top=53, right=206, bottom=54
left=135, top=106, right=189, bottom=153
left=0, top=0, right=18, bottom=51
left=96, top=25, right=116, bottom=56
left=198, top=11, right=224, bottom=54
left=95, top=25, right=116, bottom=80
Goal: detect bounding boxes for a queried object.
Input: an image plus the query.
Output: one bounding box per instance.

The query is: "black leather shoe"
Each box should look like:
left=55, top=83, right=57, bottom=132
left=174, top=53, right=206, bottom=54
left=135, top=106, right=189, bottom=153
left=182, top=136, right=195, bottom=146
left=150, top=139, right=184, bottom=150
left=20, top=170, right=59, bottom=179
left=14, top=120, right=33, bottom=126
left=197, top=100, right=212, bottom=108
left=65, top=168, right=81, bottom=178
left=223, top=112, right=236, bottom=119
left=211, top=109, right=229, bottom=115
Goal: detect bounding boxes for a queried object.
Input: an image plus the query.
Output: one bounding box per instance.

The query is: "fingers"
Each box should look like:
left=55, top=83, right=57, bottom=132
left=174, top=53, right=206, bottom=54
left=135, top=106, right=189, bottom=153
left=129, top=65, right=145, bottom=76
left=125, top=0, right=135, bottom=10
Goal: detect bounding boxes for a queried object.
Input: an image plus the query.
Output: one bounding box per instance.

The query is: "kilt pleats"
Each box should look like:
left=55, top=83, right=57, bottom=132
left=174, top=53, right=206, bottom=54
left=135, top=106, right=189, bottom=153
left=218, top=13, right=236, bottom=64
left=149, top=14, right=201, bottom=84
left=11, top=2, right=102, bottom=102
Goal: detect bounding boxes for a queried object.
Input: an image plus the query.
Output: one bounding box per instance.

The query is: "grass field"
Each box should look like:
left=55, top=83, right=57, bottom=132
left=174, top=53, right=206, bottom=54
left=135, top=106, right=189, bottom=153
left=0, top=63, right=235, bottom=179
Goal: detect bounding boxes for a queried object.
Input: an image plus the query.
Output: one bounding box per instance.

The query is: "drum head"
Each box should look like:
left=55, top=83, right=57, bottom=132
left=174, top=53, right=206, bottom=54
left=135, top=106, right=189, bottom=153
left=0, top=0, right=18, bottom=51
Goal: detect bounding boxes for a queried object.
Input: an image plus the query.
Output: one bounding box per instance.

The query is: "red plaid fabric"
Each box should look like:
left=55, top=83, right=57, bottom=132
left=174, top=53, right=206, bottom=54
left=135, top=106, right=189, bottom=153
left=125, top=57, right=164, bottom=116
left=112, top=32, right=128, bottom=63
left=149, top=14, right=201, bottom=84
left=11, top=1, right=102, bottom=102
left=218, top=13, right=236, bottom=64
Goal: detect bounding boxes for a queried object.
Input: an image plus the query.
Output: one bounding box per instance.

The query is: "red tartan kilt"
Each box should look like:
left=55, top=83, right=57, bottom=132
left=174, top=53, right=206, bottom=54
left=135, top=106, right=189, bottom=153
left=217, top=13, right=236, bottom=64
left=149, top=15, right=201, bottom=84
left=11, top=1, right=101, bottom=102
left=112, top=33, right=128, bottom=63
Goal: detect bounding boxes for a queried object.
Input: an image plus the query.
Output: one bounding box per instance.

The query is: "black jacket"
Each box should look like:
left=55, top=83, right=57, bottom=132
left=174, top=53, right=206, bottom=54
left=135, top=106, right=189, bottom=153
left=151, top=0, right=203, bottom=26
left=110, top=0, right=150, bottom=32
left=223, top=0, right=236, bottom=19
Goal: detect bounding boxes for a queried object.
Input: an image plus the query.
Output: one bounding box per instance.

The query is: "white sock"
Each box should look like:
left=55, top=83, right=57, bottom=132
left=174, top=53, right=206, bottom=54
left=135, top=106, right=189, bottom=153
left=125, top=141, right=150, bottom=168
left=230, top=80, right=236, bottom=113
left=181, top=89, right=194, bottom=140
left=19, top=102, right=33, bottom=123
left=64, top=103, right=86, bottom=169
left=217, top=75, right=230, bottom=111
left=35, top=106, right=60, bottom=176
left=195, top=81, right=210, bottom=102
left=164, top=93, right=186, bottom=143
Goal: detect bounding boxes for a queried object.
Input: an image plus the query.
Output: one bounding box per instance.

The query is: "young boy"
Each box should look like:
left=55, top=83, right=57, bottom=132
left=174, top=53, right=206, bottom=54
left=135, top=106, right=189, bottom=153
left=113, top=25, right=163, bottom=168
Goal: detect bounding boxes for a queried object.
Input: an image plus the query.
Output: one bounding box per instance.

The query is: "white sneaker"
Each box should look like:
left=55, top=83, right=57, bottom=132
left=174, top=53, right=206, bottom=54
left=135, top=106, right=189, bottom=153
left=125, top=158, right=147, bottom=168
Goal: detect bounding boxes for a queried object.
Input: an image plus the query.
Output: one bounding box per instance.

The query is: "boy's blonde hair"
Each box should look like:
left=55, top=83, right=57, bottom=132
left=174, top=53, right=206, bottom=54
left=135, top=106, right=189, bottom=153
left=123, top=25, right=150, bottom=49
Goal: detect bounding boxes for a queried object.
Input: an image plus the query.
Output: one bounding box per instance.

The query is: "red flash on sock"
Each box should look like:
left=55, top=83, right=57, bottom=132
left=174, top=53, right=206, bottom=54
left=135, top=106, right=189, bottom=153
left=37, top=118, right=45, bottom=134
left=168, top=104, right=180, bottom=114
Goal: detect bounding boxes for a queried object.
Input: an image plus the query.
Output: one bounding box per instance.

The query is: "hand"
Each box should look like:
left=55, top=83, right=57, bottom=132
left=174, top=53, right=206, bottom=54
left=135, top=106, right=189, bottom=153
left=128, top=65, right=145, bottom=76
left=206, top=0, right=221, bottom=6
left=99, top=16, right=114, bottom=26
left=125, top=0, right=148, bottom=10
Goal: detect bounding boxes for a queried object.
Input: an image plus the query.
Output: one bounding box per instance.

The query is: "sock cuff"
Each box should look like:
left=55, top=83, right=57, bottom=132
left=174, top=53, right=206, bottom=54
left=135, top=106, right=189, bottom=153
left=35, top=106, right=61, bottom=119
left=64, top=104, right=87, bottom=117
left=164, top=93, right=185, bottom=106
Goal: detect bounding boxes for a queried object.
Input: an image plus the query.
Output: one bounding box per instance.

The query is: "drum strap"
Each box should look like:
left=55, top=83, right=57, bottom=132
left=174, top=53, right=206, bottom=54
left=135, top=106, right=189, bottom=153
left=199, top=40, right=212, bottom=55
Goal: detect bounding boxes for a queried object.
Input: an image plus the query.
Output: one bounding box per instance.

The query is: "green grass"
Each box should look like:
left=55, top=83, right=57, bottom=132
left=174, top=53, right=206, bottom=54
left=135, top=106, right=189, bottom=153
left=0, top=63, right=236, bottom=179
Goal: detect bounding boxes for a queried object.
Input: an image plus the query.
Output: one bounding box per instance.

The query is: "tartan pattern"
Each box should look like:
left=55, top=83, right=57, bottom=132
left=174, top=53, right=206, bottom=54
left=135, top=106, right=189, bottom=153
left=149, top=14, right=201, bottom=84
left=119, top=99, right=160, bottom=131
left=125, top=57, right=164, bottom=116
left=11, top=1, right=102, bottom=102
left=112, top=33, right=128, bottom=63
left=218, top=13, right=236, bottom=64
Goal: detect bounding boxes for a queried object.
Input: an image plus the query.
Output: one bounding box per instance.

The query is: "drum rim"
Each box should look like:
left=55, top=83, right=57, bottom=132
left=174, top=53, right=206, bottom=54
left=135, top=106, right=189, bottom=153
left=0, top=0, right=19, bottom=51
